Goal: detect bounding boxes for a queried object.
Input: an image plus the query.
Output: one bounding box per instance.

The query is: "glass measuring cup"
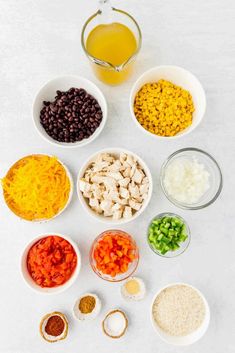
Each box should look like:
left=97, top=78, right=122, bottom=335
left=81, top=0, right=142, bottom=85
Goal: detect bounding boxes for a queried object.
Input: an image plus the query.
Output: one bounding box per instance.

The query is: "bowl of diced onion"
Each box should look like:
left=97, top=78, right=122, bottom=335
left=160, top=148, right=223, bottom=210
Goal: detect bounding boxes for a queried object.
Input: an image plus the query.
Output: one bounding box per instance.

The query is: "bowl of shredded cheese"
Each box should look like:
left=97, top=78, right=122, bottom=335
left=1, top=154, right=73, bottom=221
left=160, top=148, right=223, bottom=210
left=129, top=65, right=206, bottom=139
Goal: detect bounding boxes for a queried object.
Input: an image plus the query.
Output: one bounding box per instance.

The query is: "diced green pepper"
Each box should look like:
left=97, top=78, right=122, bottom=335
left=148, top=215, right=188, bottom=255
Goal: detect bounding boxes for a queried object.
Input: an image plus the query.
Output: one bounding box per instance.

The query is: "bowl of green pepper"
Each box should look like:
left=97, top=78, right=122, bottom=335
left=147, top=213, right=190, bottom=258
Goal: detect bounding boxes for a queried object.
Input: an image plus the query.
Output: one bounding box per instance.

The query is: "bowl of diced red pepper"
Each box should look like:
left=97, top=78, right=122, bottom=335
left=90, top=230, right=139, bottom=282
left=21, top=234, right=81, bottom=294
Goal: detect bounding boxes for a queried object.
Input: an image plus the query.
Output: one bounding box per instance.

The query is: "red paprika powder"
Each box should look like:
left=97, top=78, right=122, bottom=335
left=45, top=315, right=65, bottom=336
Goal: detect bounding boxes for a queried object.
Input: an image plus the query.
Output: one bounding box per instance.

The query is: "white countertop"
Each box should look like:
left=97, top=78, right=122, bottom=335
left=0, top=0, right=234, bottom=352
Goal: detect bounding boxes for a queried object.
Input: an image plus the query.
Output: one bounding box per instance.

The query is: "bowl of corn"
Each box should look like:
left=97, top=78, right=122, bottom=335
left=129, top=65, right=206, bottom=139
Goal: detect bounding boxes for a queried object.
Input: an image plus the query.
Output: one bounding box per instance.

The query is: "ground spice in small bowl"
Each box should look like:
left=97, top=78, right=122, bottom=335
left=45, top=315, right=65, bottom=336
left=40, top=311, right=68, bottom=343
left=79, top=295, right=96, bottom=314
left=73, top=293, right=101, bottom=321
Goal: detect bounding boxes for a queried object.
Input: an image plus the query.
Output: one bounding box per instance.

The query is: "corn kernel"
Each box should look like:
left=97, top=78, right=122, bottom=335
left=133, top=79, right=195, bottom=137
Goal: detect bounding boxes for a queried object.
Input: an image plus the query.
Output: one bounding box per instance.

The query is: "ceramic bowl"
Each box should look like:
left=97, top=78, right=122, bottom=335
left=151, top=282, right=210, bottom=345
left=77, top=148, right=153, bottom=224
left=130, top=65, right=206, bottom=139
left=2, top=154, right=73, bottom=222
left=21, top=233, right=81, bottom=294
left=33, top=75, right=107, bottom=147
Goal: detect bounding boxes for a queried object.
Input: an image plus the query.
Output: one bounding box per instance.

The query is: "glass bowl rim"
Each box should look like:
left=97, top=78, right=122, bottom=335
left=147, top=212, right=191, bottom=258
left=160, top=147, right=223, bottom=210
left=89, top=229, right=139, bottom=282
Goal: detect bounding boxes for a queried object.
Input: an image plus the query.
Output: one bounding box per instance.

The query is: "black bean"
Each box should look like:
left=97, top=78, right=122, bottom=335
left=39, top=87, right=103, bottom=143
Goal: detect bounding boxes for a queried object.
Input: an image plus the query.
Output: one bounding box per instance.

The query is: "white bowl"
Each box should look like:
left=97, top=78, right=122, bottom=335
left=77, top=148, right=153, bottom=224
left=2, top=154, right=73, bottom=222
left=150, top=282, right=210, bottom=345
left=21, top=233, right=81, bottom=294
left=130, top=66, right=206, bottom=139
left=33, top=75, right=108, bottom=148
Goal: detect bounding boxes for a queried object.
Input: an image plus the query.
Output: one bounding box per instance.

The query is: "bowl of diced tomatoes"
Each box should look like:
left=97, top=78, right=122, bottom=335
left=90, top=230, right=139, bottom=282
left=21, top=234, right=81, bottom=294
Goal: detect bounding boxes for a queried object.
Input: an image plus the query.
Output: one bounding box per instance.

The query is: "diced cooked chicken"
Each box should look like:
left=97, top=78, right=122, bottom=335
left=93, top=161, right=110, bottom=172
left=126, top=154, right=135, bottom=167
left=106, top=172, right=123, bottom=180
left=102, top=153, right=114, bottom=163
left=123, top=167, right=131, bottom=178
left=130, top=165, right=136, bottom=178
left=113, top=210, right=122, bottom=220
left=129, top=184, right=140, bottom=199
left=139, top=183, right=149, bottom=195
left=104, top=209, right=114, bottom=217
left=120, top=152, right=127, bottom=163
left=92, top=185, right=102, bottom=199
left=129, top=199, right=142, bottom=211
left=91, top=175, right=116, bottom=189
left=142, top=176, right=149, bottom=184
left=142, top=193, right=148, bottom=200
left=108, top=160, right=122, bottom=172
left=132, top=168, right=144, bottom=184
left=118, top=177, right=130, bottom=187
left=84, top=174, right=90, bottom=182
left=79, top=152, right=149, bottom=220
left=120, top=187, right=129, bottom=199
left=83, top=190, right=92, bottom=198
left=79, top=179, right=92, bottom=193
left=112, top=203, right=122, bottom=211
left=100, top=200, right=114, bottom=212
left=123, top=206, right=132, bottom=219
left=89, top=198, right=99, bottom=209
left=105, top=190, right=119, bottom=202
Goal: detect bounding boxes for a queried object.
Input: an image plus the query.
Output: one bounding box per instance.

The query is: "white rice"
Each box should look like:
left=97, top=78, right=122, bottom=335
left=152, top=284, right=206, bottom=336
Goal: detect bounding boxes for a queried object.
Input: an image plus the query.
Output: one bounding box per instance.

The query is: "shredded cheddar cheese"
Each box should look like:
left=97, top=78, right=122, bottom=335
left=1, top=155, right=71, bottom=221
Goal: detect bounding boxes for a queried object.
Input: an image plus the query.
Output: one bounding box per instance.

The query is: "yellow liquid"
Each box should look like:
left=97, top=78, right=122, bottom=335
left=86, top=22, right=137, bottom=85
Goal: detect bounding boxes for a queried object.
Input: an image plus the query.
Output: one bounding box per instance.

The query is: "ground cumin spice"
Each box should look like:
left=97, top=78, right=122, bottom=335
left=79, top=295, right=96, bottom=314
left=45, top=315, right=65, bottom=336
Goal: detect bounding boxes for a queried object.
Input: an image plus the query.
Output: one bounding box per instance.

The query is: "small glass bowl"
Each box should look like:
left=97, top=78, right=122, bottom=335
left=147, top=213, right=191, bottom=258
left=90, top=230, right=139, bottom=282
left=160, top=148, right=223, bottom=210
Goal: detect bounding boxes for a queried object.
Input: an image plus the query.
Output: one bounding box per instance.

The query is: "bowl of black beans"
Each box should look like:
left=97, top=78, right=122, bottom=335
left=33, top=76, right=107, bottom=147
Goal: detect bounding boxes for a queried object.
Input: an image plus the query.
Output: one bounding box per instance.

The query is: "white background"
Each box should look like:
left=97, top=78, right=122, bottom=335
left=0, top=0, right=235, bottom=352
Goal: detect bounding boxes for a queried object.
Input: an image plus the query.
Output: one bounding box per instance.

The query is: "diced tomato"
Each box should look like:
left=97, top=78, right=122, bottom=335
left=27, top=235, right=77, bottom=288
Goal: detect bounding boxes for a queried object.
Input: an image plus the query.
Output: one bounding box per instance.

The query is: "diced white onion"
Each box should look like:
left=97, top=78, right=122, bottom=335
left=163, top=157, right=210, bottom=204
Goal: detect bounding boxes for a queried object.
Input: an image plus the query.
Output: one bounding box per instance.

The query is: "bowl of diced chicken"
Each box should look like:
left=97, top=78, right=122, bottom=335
left=77, top=148, right=153, bottom=224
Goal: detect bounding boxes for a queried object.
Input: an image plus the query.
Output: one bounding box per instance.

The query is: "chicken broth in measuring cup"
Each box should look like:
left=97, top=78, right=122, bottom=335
left=81, top=1, right=141, bottom=85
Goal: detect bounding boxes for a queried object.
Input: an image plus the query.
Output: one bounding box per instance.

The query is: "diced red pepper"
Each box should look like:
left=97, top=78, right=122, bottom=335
left=27, top=235, right=77, bottom=288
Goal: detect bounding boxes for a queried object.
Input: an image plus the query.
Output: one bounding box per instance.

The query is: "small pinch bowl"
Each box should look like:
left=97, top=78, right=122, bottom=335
left=130, top=65, right=206, bottom=139
left=90, top=230, right=139, bottom=282
left=33, top=75, right=107, bottom=148
left=1, top=154, right=73, bottom=222
left=147, top=212, right=191, bottom=258
left=150, top=282, right=210, bottom=345
left=77, top=148, right=153, bottom=224
left=21, top=233, right=81, bottom=294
